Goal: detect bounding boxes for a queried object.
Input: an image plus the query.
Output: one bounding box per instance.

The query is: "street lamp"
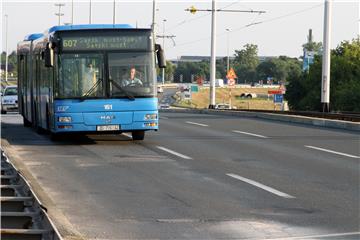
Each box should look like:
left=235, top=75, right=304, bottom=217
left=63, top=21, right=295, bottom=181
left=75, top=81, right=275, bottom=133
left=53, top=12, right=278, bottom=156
left=226, top=28, right=231, bottom=73
left=55, top=3, right=65, bottom=26
left=162, top=19, right=167, bottom=85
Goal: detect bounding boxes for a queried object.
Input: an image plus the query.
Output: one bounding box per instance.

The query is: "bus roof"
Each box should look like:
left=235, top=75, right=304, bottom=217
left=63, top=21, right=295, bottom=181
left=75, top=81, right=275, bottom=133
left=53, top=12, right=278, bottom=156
left=24, top=33, right=44, bottom=41
left=48, top=24, right=133, bottom=34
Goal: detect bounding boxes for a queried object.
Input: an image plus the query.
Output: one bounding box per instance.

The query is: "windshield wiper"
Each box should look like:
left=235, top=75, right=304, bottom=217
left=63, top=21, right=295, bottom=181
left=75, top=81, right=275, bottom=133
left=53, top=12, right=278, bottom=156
left=110, top=79, right=135, bottom=100
left=81, top=78, right=103, bottom=99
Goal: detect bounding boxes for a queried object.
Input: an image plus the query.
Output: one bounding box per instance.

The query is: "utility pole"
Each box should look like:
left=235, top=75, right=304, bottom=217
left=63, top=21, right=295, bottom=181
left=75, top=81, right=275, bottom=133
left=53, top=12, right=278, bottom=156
left=113, top=0, right=116, bottom=24
left=358, top=0, right=360, bottom=36
left=186, top=4, right=265, bottom=109
left=152, top=0, right=156, bottom=34
left=5, top=14, right=8, bottom=83
left=321, top=0, right=332, bottom=112
left=55, top=3, right=65, bottom=26
left=162, top=19, right=167, bottom=85
left=89, top=0, right=92, bottom=24
left=209, top=0, right=217, bottom=108
left=226, top=28, right=231, bottom=73
left=71, top=0, right=74, bottom=25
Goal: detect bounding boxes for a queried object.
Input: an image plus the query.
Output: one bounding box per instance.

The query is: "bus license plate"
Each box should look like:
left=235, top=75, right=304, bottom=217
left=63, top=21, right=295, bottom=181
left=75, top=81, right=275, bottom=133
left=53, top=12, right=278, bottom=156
left=97, top=125, right=120, bottom=131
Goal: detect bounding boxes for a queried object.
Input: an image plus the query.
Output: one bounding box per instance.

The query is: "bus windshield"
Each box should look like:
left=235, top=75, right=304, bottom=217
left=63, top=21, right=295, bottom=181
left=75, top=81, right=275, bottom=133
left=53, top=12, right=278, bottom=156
left=108, top=52, right=155, bottom=98
left=57, top=53, right=104, bottom=98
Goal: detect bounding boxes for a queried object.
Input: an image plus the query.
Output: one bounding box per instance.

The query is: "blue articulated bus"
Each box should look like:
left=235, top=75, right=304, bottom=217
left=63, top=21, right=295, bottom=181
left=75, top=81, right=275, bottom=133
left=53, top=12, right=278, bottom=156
left=17, top=24, right=165, bottom=140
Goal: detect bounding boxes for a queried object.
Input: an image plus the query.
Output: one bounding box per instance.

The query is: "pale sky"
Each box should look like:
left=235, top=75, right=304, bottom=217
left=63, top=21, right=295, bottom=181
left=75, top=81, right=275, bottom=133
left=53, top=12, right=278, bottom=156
left=1, top=0, right=359, bottom=59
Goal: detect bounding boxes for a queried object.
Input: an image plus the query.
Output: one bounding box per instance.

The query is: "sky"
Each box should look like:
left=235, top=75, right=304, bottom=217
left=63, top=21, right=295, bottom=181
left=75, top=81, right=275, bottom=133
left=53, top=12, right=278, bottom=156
left=1, top=0, right=359, bottom=60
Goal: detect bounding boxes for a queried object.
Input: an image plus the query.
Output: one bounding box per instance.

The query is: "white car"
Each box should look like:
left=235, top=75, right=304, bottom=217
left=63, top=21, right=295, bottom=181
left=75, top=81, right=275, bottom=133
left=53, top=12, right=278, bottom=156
left=157, top=86, right=164, bottom=93
left=1, top=85, right=18, bottom=114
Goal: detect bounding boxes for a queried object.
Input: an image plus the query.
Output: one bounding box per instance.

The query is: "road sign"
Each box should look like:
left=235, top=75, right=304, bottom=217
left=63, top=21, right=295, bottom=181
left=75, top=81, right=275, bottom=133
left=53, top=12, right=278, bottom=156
left=226, top=68, right=237, bottom=80
left=191, top=85, right=199, bottom=93
left=273, top=94, right=283, bottom=103
left=268, top=90, right=282, bottom=95
left=228, top=78, right=235, bottom=87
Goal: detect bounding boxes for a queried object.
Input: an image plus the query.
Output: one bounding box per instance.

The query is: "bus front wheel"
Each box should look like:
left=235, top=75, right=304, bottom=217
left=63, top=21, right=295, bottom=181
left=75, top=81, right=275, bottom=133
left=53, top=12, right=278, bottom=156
left=132, top=131, right=145, bottom=141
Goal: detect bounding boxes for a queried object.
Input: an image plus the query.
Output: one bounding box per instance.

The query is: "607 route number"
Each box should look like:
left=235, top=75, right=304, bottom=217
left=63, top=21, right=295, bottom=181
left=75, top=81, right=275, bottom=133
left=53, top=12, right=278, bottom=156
left=63, top=39, right=78, bottom=48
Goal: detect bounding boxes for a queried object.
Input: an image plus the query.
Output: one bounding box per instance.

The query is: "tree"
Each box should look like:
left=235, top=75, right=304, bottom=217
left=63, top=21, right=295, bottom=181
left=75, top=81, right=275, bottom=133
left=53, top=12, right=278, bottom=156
left=233, top=44, right=259, bottom=83
left=174, top=61, right=209, bottom=83
left=1, top=51, right=17, bottom=77
left=256, top=56, right=301, bottom=84
left=286, top=37, right=360, bottom=111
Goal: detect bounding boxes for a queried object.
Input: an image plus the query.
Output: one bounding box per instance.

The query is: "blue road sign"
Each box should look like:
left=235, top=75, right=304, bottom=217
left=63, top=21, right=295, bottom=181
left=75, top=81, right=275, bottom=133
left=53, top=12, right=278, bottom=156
left=274, top=94, right=283, bottom=103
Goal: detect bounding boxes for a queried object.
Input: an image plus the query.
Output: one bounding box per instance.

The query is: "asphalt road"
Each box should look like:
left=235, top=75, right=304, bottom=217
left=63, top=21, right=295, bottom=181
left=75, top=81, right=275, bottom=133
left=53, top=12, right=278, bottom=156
left=1, top=112, right=359, bottom=240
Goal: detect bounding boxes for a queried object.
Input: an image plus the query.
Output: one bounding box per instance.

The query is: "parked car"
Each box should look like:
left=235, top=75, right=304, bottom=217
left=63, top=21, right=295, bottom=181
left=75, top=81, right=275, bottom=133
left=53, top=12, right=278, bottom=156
left=157, top=86, right=164, bottom=93
left=214, top=103, right=237, bottom=110
left=159, top=103, right=170, bottom=109
left=1, top=85, right=18, bottom=114
left=215, top=103, right=230, bottom=110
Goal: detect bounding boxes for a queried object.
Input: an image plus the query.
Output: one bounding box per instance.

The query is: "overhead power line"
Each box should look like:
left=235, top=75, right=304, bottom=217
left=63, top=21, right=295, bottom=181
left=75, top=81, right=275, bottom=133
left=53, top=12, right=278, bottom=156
left=175, top=3, right=323, bottom=48
left=166, top=0, right=243, bottom=32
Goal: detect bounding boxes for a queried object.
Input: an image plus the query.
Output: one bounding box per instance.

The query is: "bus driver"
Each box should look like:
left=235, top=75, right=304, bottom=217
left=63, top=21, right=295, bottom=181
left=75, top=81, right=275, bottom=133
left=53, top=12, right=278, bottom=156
left=122, top=67, right=143, bottom=87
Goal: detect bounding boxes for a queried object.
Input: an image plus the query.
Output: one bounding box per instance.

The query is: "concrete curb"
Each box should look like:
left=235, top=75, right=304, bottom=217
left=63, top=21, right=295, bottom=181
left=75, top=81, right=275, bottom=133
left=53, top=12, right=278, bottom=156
left=160, top=108, right=360, bottom=132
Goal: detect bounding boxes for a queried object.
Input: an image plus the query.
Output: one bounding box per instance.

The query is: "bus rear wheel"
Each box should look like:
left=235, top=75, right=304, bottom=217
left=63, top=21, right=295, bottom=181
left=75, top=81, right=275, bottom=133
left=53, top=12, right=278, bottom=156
left=23, top=117, right=31, bottom=127
left=50, top=133, right=64, bottom=141
left=132, top=131, right=145, bottom=141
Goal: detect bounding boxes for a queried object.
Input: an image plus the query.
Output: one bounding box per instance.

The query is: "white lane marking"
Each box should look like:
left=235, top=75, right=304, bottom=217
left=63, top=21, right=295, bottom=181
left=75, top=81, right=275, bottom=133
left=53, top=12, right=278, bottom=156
left=186, top=121, right=209, bottom=127
left=305, top=145, right=360, bottom=159
left=122, top=133, right=132, bottom=138
left=226, top=173, right=295, bottom=199
left=232, top=130, right=268, bottom=139
left=156, top=146, right=192, bottom=160
left=271, top=231, right=360, bottom=240
left=160, top=116, right=169, bottom=119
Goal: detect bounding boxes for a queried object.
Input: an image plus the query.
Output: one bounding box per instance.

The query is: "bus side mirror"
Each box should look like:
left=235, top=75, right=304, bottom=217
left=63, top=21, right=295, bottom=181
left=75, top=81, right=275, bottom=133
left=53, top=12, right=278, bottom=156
left=44, top=43, right=54, bottom=68
left=155, top=44, right=166, bottom=69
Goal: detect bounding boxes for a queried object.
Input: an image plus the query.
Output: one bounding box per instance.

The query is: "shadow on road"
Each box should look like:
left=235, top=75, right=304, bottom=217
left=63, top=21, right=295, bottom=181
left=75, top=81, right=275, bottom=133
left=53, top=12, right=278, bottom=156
left=1, top=120, right=131, bottom=146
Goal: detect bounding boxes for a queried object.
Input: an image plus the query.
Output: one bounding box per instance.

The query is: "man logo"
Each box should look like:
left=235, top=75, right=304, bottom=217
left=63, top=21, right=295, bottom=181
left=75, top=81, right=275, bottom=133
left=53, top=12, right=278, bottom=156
left=104, top=104, right=112, bottom=110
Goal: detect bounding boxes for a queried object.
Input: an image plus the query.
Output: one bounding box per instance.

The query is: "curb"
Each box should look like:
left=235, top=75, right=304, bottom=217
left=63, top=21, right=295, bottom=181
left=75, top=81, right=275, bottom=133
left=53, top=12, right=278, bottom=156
left=160, top=108, right=360, bottom=132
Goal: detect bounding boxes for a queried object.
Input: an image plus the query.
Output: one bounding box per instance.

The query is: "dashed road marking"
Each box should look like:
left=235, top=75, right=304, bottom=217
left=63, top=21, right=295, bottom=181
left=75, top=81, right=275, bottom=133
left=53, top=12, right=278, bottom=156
left=232, top=130, right=268, bottom=139
left=156, top=146, right=192, bottom=160
left=305, top=145, right=360, bottom=159
left=186, top=121, right=209, bottom=127
left=271, top=231, right=360, bottom=239
left=226, top=173, right=295, bottom=199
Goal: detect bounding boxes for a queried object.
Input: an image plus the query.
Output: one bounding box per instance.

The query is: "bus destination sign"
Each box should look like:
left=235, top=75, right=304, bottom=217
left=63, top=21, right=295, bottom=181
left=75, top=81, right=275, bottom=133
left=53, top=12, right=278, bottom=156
left=61, top=35, right=149, bottom=51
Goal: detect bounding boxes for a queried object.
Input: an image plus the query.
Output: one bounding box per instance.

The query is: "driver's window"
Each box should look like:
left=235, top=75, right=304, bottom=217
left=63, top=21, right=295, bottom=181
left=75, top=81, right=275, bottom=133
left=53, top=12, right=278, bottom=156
left=108, top=52, right=154, bottom=97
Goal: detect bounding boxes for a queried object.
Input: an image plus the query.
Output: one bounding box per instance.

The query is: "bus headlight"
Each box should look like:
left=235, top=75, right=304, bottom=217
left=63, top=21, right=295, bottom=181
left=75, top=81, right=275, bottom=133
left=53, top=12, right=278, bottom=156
left=58, top=116, right=72, bottom=123
left=144, top=113, right=157, bottom=120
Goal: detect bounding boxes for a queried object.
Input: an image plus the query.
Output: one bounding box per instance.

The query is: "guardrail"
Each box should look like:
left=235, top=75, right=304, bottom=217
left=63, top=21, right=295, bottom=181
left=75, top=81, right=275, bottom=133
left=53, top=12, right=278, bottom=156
left=1, top=150, right=61, bottom=240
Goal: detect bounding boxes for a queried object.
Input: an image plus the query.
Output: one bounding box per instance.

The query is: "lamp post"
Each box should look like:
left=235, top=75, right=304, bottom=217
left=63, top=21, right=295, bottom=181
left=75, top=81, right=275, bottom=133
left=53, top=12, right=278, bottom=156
left=162, top=19, right=167, bottom=85
left=5, top=14, right=8, bottom=83
left=55, top=3, right=65, bottom=26
left=226, top=28, right=231, bottom=73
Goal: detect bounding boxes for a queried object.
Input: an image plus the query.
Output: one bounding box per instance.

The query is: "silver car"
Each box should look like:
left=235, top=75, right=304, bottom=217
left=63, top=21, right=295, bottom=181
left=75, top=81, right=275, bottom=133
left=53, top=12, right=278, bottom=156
left=1, top=85, right=18, bottom=114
